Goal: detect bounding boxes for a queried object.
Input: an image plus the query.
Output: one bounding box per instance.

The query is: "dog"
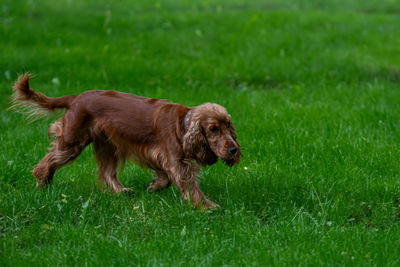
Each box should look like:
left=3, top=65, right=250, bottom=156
left=11, top=73, right=242, bottom=209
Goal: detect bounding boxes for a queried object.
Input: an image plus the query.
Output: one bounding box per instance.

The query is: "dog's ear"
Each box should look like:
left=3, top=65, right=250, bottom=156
left=183, top=119, right=217, bottom=166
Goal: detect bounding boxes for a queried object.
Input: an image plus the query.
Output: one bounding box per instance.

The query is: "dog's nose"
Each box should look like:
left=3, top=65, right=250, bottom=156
left=228, top=146, right=238, bottom=155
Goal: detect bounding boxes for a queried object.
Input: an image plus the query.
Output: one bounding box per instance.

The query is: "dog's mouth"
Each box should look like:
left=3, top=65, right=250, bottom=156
left=220, top=148, right=242, bottom=167
left=213, top=150, right=231, bottom=161
left=205, top=139, right=242, bottom=167
left=221, top=157, right=237, bottom=167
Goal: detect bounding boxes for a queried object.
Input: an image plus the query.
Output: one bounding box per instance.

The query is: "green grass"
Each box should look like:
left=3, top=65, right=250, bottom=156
left=1, top=0, right=400, bottom=265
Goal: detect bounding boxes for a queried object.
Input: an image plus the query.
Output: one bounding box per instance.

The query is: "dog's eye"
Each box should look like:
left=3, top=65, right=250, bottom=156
left=210, top=126, right=219, bottom=133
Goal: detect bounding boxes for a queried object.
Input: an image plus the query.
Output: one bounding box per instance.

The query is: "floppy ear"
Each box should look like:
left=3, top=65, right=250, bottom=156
left=223, top=121, right=242, bottom=167
left=183, top=119, right=217, bottom=166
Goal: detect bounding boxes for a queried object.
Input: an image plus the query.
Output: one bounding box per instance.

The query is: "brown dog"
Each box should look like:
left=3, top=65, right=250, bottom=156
left=11, top=74, right=242, bottom=209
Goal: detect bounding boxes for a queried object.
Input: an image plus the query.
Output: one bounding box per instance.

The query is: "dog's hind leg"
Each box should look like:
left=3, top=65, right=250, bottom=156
left=33, top=120, right=89, bottom=187
left=148, top=171, right=171, bottom=193
left=93, top=140, right=132, bottom=194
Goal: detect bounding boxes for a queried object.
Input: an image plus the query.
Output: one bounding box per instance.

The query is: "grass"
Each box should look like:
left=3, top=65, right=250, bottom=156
left=1, top=0, right=400, bottom=265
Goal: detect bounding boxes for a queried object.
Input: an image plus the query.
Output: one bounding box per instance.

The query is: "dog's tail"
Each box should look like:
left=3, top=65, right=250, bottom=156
left=10, top=73, right=77, bottom=121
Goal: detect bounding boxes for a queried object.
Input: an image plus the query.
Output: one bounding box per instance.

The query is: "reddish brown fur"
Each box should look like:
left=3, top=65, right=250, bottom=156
left=11, top=73, right=242, bottom=209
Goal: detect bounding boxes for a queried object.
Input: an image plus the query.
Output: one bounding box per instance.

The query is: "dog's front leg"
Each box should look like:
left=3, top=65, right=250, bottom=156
left=168, top=163, right=220, bottom=210
left=181, top=181, right=220, bottom=210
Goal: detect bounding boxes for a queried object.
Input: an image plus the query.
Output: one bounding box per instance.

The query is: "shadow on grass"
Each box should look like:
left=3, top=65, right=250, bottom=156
left=363, top=66, right=400, bottom=84
left=218, top=175, right=400, bottom=228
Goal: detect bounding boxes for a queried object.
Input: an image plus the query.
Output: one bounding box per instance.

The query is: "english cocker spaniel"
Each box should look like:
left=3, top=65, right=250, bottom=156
left=11, top=73, right=242, bottom=209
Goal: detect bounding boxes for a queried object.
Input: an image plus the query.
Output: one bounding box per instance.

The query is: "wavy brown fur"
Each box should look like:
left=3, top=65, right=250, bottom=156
left=10, top=73, right=242, bottom=209
left=11, top=73, right=77, bottom=122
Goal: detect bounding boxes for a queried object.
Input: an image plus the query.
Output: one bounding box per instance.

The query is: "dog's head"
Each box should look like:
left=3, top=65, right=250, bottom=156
left=183, top=103, right=242, bottom=167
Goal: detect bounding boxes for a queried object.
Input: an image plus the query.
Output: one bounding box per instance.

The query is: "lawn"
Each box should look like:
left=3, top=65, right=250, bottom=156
left=1, top=0, right=400, bottom=265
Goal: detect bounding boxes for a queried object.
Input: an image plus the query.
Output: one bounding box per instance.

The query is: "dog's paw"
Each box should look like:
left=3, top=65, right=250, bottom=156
left=201, top=199, right=221, bottom=210
left=147, top=183, right=157, bottom=193
left=120, top=187, right=135, bottom=197
left=147, top=177, right=170, bottom=193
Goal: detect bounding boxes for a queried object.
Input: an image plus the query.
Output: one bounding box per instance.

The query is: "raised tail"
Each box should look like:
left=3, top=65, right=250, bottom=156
left=10, top=73, right=77, bottom=121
